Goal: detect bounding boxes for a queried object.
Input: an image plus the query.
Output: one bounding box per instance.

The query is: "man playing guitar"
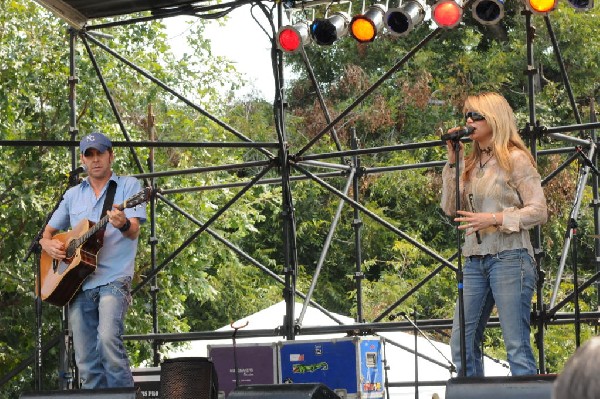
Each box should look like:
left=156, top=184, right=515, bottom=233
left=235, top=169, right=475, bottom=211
left=39, top=131, right=146, bottom=389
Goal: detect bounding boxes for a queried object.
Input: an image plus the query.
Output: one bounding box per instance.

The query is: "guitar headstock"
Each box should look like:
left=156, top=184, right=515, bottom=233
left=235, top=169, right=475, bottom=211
left=124, top=187, right=152, bottom=209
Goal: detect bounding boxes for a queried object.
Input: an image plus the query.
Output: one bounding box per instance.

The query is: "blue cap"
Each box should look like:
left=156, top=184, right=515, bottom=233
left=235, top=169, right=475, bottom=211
left=80, top=132, right=112, bottom=154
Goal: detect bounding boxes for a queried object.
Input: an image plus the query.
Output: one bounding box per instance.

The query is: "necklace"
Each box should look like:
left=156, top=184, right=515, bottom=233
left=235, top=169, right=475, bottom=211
left=476, top=154, right=494, bottom=178
left=480, top=146, right=493, bottom=156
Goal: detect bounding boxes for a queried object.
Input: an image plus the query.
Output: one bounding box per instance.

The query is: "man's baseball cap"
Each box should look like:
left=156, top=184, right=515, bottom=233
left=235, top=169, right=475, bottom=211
left=80, top=132, right=112, bottom=154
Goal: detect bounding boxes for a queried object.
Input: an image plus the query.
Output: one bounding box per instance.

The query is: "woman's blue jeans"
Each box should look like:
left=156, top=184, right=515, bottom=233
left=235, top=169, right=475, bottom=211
left=68, top=277, right=134, bottom=389
left=450, top=248, right=538, bottom=377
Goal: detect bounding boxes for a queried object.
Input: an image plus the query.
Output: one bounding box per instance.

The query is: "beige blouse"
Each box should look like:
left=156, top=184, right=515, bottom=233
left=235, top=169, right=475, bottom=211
left=441, top=149, right=548, bottom=258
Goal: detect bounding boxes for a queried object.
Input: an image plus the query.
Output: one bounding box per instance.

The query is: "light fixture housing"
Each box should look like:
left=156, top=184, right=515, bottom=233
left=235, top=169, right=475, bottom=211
left=350, top=4, right=387, bottom=43
left=432, top=0, right=464, bottom=29
left=566, top=0, right=593, bottom=9
left=471, top=0, right=504, bottom=25
left=310, top=12, right=350, bottom=45
left=385, top=1, right=426, bottom=37
left=277, top=22, right=312, bottom=53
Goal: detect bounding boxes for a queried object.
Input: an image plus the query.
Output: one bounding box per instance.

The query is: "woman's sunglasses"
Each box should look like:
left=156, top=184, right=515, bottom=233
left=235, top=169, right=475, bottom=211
left=465, top=111, right=486, bottom=121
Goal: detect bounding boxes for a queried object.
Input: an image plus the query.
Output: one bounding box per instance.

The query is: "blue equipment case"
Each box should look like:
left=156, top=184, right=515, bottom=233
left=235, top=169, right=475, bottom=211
left=278, top=336, right=384, bottom=399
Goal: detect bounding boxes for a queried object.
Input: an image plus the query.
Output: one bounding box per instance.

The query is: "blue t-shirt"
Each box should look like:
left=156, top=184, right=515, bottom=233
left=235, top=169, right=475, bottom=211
left=48, top=173, right=147, bottom=290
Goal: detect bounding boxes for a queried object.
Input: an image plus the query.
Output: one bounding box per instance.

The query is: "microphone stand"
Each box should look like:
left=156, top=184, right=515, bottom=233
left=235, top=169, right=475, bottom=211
left=411, top=310, right=419, bottom=399
left=23, top=170, right=82, bottom=390
left=449, top=136, right=467, bottom=377
left=399, top=310, right=455, bottom=378
left=229, top=320, right=249, bottom=388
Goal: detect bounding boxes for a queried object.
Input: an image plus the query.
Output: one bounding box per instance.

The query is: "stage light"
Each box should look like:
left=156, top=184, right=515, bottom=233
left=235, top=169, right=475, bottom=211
left=277, top=23, right=311, bottom=53
left=310, top=12, right=350, bottom=45
left=471, top=0, right=504, bottom=25
left=566, top=0, right=593, bottom=9
left=385, top=0, right=425, bottom=36
left=525, top=0, right=557, bottom=13
left=431, top=0, right=463, bottom=28
left=350, top=4, right=387, bottom=43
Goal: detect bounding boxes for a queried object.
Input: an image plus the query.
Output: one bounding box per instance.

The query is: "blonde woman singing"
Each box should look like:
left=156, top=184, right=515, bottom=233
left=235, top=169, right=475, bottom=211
left=441, top=92, right=547, bottom=377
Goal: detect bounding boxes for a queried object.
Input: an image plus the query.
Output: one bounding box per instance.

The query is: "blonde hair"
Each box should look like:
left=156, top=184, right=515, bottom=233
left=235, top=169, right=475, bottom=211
left=462, top=92, right=535, bottom=180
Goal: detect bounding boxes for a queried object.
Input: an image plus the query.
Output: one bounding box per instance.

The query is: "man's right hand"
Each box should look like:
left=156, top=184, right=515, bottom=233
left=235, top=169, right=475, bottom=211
left=40, top=237, right=66, bottom=260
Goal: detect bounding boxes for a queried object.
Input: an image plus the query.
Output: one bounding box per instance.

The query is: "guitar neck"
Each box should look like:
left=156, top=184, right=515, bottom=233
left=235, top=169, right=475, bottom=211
left=73, top=203, right=125, bottom=250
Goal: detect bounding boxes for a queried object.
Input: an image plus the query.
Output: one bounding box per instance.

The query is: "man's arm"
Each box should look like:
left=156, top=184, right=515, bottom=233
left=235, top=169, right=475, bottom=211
left=120, top=217, right=141, bottom=240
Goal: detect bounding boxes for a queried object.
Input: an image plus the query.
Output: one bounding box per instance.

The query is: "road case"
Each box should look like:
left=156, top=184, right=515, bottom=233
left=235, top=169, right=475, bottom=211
left=278, top=336, right=384, bottom=399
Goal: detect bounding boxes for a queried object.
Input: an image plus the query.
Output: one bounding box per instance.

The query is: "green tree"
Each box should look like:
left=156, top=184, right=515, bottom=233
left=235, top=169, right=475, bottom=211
left=0, top=1, right=277, bottom=395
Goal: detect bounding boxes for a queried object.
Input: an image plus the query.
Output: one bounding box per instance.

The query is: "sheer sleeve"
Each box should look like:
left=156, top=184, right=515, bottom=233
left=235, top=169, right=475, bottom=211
left=441, top=160, right=464, bottom=216
left=499, top=150, right=547, bottom=233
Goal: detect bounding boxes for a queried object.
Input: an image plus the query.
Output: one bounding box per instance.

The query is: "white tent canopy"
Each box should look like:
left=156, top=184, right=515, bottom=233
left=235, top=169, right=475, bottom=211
left=171, top=301, right=510, bottom=399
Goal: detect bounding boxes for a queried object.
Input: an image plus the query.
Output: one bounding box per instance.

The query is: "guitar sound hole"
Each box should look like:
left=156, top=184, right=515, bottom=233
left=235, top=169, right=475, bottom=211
left=66, top=242, right=78, bottom=258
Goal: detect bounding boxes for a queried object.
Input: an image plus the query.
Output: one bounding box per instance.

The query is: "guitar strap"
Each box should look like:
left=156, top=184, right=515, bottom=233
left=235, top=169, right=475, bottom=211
left=101, top=180, right=117, bottom=230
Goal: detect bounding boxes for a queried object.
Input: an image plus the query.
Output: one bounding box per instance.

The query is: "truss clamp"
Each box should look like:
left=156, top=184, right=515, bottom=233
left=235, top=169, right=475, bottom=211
left=524, top=64, right=538, bottom=77
left=356, top=166, right=368, bottom=178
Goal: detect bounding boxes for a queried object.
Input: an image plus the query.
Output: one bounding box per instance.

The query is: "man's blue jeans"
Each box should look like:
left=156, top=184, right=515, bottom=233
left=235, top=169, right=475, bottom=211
left=450, top=249, right=538, bottom=377
left=69, top=277, right=134, bottom=389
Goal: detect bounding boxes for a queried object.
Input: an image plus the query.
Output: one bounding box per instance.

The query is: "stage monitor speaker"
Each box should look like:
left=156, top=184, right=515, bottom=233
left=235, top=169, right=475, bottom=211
left=160, top=357, right=218, bottom=399
left=445, top=375, right=556, bottom=399
left=20, top=387, right=139, bottom=398
left=228, top=383, right=341, bottom=399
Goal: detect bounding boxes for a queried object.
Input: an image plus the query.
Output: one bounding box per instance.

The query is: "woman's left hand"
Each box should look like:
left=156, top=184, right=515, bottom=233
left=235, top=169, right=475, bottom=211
left=454, top=210, right=496, bottom=235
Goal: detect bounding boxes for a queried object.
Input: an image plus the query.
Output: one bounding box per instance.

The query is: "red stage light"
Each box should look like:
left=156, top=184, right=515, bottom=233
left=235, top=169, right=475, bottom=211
left=277, top=23, right=311, bottom=53
left=432, top=0, right=463, bottom=28
left=279, top=29, right=300, bottom=52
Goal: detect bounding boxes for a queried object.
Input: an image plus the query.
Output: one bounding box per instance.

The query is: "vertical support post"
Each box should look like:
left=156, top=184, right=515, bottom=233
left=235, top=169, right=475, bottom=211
left=147, top=104, right=162, bottom=366
left=571, top=219, right=581, bottom=347
left=523, top=10, right=546, bottom=374
left=275, top=2, right=298, bottom=340
left=588, top=98, right=600, bottom=332
left=351, top=129, right=364, bottom=322
left=58, top=27, right=80, bottom=390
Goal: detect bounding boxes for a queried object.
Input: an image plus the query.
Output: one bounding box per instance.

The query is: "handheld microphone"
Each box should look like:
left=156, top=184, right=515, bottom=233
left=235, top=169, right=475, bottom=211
left=441, top=126, right=474, bottom=141
left=69, top=165, right=87, bottom=176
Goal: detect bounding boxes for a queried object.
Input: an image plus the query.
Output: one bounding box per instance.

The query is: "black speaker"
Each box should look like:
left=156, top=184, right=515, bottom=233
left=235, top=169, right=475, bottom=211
left=445, top=375, right=556, bottom=399
left=160, top=357, right=218, bottom=399
left=20, top=387, right=139, bottom=398
left=228, top=383, right=341, bottom=399
left=132, top=367, right=161, bottom=398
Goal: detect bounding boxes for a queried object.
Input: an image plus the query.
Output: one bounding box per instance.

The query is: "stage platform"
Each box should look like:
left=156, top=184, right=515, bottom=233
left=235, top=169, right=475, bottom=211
left=18, top=374, right=557, bottom=399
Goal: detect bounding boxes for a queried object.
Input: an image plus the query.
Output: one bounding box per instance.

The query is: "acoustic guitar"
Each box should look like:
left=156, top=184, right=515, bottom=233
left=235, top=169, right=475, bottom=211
left=38, top=187, right=151, bottom=307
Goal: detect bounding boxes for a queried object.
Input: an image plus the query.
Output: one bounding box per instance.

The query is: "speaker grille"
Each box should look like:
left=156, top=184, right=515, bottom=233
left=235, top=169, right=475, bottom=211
left=160, top=357, right=218, bottom=399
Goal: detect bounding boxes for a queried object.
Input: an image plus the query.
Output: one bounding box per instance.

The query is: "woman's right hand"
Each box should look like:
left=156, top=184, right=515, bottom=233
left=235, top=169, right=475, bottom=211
left=445, top=128, right=465, bottom=163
